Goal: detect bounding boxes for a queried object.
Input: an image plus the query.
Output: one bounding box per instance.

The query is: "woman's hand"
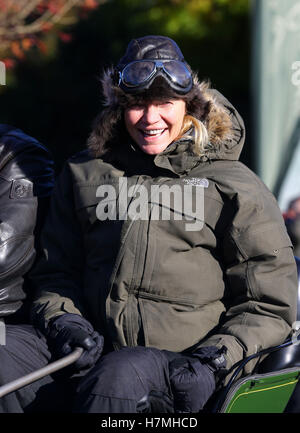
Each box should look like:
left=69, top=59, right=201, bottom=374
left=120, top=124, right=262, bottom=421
left=47, top=313, right=104, bottom=373
left=169, top=356, right=216, bottom=413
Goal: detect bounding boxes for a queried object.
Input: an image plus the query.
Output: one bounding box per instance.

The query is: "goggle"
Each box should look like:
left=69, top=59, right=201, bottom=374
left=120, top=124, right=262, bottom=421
left=117, top=59, right=193, bottom=94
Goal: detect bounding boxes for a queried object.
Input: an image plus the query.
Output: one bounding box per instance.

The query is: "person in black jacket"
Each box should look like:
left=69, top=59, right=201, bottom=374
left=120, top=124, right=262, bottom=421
left=0, top=124, right=55, bottom=412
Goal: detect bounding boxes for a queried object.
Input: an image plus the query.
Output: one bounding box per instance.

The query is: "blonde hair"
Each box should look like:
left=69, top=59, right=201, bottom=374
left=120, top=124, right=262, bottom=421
left=177, top=114, right=209, bottom=156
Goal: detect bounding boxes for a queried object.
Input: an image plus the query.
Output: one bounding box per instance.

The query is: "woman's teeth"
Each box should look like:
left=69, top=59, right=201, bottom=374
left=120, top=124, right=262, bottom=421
left=142, top=129, right=165, bottom=137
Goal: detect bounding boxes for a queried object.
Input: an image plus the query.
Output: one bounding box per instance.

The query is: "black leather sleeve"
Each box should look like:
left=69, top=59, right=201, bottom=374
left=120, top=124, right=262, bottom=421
left=0, top=125, right=54, bottom=319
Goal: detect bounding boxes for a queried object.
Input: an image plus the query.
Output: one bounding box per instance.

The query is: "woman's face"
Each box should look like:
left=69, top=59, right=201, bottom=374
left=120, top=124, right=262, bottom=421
left=124, top=99, right=186, bottom=155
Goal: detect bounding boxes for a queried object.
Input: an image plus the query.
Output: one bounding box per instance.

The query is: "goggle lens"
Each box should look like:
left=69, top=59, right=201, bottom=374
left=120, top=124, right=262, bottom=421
left=120, top=60, right=192, bottom=92
left=163, top=61, right=192, bottom=88
left=122, top=61, right=156, bottom=87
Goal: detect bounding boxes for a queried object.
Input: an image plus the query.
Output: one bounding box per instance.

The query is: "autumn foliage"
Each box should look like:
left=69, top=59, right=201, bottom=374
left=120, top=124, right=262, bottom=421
left=0, top=0, right=102, bottom=67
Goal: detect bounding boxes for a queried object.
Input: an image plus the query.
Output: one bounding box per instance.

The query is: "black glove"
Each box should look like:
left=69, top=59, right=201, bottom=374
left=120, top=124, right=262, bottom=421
left=47, top=313, right=104, bottom=374
left=169, top=346, right=227, bottom=413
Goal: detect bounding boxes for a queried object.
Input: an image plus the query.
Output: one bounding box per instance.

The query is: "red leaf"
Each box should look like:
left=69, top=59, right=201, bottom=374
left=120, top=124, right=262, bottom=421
left=2, top=58, right=16, bottom=69
left=21, top=38, right=34, bottom=51
left=82, top=0, right=98, bottom=9
left=10, top=41, right=25, bottom=59
left=0, top=0, right=8, bottom=11
left=41, top=22, right=53, bottom=31
left=36, top=39, right=48, bottom=54
left=58, top=32, right=72, bottom=43
left=47, top=1, right=61, bottom=14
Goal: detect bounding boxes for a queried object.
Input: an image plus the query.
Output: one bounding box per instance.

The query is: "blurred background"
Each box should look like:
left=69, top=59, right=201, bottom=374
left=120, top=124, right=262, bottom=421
left=0, top=0, right=299, bottom=215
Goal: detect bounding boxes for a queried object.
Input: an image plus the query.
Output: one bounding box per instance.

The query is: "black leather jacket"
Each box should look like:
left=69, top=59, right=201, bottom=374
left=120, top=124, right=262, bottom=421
left=0, top=124, right=54, bottom=321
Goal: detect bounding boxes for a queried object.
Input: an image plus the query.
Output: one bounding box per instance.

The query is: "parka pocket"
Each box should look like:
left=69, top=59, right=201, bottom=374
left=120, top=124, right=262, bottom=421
left=73, top=184, right=101, bottom=227
left=138, top=296, right=225, bottom=352
left=226, top=223, right=295, bottom=302
left=73, top=181, right=126, bottom=266
left=232, top=222, right=293, bottom=261
left=73, top=184, right=101, bottom=210
left=74, top=181, right=122, bottom=229
left=74, top=178, right=142, bottom=227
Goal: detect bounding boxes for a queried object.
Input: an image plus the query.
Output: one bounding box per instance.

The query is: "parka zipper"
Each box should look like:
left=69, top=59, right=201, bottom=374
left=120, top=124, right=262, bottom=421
left=105, top=175, right=147, bottom=348
left=126, top=176, right=152, bottom=347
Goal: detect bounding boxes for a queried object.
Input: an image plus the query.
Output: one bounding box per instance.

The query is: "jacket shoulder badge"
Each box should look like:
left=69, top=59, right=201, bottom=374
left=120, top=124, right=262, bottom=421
left=182, top=178, right=209, bottom=188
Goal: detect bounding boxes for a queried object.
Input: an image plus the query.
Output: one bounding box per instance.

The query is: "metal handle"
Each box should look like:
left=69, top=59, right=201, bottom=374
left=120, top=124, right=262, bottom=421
left=0, top=347, right=83, bottom=398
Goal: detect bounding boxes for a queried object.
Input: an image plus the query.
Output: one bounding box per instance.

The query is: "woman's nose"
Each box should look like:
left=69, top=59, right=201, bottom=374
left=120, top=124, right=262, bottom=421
left=142, top=104, right=161, bottom=124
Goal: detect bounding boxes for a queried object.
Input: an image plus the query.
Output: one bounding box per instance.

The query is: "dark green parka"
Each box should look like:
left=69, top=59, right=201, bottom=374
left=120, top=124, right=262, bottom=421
left=31, top=85, right=298, bottom=374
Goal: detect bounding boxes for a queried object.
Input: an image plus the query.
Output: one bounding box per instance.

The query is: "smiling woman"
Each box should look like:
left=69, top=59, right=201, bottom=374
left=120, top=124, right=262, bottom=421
left=124, top=100, right=186, bottom=155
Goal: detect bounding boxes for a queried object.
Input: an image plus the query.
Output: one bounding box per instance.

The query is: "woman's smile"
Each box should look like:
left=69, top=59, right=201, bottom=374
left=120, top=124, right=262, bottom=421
left=140, top=128, right=167, bottom=138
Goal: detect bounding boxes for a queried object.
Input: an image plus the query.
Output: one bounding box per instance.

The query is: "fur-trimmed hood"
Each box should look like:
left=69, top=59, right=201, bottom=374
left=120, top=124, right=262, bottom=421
left=197, top=82, right=245, bottom=161
left=87, top=70, right=245, bottom=162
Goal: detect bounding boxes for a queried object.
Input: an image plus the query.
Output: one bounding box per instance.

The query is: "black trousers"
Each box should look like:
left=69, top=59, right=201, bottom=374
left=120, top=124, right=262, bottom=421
left=0, top=327, right=186, bottom=413
left=0, top=324, right=71, bottom=413
left=74, top=346, right=180, bottom=413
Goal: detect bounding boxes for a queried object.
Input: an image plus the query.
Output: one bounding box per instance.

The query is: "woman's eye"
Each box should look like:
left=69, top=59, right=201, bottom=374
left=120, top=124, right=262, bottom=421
left=159, top=101, right=172, bottom=107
